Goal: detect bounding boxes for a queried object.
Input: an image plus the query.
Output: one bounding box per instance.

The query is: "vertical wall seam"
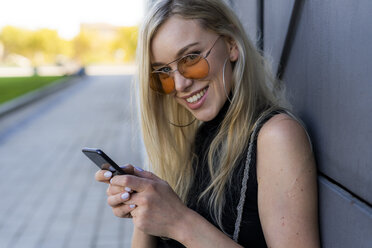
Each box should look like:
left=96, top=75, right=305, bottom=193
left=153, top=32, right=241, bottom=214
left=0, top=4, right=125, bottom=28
left=258, top=0, right=264, bottom=51
left=276, top=0, right=305, bottom=80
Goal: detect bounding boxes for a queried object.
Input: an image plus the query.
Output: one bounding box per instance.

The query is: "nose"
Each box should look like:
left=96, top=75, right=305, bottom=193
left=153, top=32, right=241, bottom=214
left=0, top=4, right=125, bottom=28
left=174, top=71, right=193, bottom=92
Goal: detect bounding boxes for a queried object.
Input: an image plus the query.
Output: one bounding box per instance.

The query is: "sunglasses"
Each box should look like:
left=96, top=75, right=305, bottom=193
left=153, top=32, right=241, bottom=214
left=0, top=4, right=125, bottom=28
left=150, top=36, right=222, bottom=94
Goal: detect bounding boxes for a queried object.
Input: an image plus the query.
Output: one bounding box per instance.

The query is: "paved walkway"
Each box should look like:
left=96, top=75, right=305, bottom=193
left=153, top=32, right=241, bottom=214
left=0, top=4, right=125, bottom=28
left=0, top=75, right=143, bottom=247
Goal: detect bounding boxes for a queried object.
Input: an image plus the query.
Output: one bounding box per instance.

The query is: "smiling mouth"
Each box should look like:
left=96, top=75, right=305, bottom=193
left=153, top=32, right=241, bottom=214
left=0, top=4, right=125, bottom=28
left=186, top=87, right=208, bottom=103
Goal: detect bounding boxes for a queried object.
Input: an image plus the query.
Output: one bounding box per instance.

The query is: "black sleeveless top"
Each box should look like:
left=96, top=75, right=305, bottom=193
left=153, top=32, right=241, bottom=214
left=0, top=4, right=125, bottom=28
left=157, top=102, right=271, bottom=247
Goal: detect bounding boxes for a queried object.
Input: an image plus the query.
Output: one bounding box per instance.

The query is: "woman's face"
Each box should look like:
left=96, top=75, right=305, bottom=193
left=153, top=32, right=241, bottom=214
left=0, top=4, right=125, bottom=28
left=151, top=15, right=238, bottom=122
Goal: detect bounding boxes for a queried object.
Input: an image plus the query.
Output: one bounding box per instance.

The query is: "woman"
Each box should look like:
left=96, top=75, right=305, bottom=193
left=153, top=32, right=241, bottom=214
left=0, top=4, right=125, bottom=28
left=95, top=0, right=320, bottom=247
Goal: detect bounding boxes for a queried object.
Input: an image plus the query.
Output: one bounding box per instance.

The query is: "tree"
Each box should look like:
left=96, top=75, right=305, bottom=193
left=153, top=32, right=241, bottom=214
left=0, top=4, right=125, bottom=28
left=111, top=26, right=138, bottom=62
left=0, top=26, right=32, bottom=58
left=0, top=25, right=139, bottom=66
left=0, top=26, right=73, bottom=66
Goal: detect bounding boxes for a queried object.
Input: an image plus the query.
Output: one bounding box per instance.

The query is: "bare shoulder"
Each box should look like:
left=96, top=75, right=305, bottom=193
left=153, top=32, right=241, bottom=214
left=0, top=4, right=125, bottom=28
left=258, top=113, right=311, bottom=151
left=257, top=113, right=313, bottom=166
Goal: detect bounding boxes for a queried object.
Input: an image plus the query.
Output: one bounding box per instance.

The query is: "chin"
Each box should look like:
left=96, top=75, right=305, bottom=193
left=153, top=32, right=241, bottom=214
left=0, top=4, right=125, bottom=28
left=193, top=108, right=218, bottom=122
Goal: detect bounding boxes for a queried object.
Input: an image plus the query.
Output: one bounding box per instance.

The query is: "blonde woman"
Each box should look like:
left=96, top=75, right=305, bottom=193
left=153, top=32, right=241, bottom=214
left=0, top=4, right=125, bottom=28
left=95, top=0, right=320, bottom=247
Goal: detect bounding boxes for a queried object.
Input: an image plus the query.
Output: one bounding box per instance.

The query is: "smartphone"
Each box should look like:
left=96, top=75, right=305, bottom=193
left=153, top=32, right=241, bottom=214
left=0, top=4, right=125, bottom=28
left=82, top=147, right=126, bottom=175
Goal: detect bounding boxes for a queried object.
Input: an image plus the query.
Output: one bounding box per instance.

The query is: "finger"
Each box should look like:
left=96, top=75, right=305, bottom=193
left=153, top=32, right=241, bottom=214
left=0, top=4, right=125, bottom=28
left=107, top=184, right=128, bottom=196
left=121, top=191, right=139, bottom=207
left=107, top=192, right=131, bottom=207
left=112, top=204, right=134, bottom=218
left=132, top=166, right=161, bottom=181
left=95, top=170, right=113, bottom=183
left=119, top=164, right=136, bottom=175
left=110, top=175, right=150, bottom=192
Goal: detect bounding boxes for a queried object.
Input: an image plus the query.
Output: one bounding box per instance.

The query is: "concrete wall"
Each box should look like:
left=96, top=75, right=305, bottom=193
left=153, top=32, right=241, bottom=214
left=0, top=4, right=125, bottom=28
left=232, top=0, right=372, bottom=247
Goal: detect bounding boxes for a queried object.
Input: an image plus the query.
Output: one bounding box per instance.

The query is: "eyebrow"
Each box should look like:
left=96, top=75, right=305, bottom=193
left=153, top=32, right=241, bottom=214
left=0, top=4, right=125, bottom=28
left=151, top=42, right=200, bottom=67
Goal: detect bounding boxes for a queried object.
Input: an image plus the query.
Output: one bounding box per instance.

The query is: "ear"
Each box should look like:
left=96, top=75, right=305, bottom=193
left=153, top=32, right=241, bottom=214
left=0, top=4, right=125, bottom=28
left=227, top=38, right=239, bottom=62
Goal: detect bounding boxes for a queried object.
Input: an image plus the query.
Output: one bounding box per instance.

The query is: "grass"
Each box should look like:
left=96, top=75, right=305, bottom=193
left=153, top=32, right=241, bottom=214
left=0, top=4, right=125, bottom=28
left=0, top=76, right=65, bottom=105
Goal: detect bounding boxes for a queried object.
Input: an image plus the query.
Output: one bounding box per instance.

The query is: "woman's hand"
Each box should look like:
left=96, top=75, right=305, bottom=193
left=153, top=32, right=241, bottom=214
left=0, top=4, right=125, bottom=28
left=95, top=165, right=136, bottom=218
left=95, top=164, right=135, bottom=184
left=97, top=165, right=190, bottom=239
left=109, top=167, right=190, bottom=239
left=95, top=165, right=159, bottom=247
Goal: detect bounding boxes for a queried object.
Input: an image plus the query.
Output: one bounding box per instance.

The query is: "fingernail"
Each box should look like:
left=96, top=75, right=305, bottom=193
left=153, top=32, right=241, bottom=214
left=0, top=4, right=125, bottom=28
left=121, top=192, right=129, bottom=200
left=110, top=178, right=114, bottom=184
left=134, top=166, right=144, bottom=172
left=119, top=164, right=128, bottom=168
left=125, top=187, right=132, bottom=192
left=104, top=171, right=112, bottom=178
left=129, top=204, right=136, bottom=208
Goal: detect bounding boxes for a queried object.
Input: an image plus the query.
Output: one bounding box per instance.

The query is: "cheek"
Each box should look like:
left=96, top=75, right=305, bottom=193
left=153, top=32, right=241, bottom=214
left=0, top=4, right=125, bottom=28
left=175, top=96, right=185, bottom=106
left=223, top=61, right=234, bottom=91
left=208, top=58, right=224, bottom=78
left=208, top=45, right=230, bottom=75
left=209, top=83, right=226, bottom=108
left=209, top=59, right=233, bottom=96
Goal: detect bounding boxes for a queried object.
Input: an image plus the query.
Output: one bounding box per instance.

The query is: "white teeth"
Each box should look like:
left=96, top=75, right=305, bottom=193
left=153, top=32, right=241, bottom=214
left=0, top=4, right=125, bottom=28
left=186, top=88, right=207, bottom=103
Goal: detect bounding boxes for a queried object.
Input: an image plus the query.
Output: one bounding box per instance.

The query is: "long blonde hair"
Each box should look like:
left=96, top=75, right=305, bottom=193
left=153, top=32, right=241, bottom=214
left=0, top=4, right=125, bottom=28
left=137, top=0, right=287, bottom=231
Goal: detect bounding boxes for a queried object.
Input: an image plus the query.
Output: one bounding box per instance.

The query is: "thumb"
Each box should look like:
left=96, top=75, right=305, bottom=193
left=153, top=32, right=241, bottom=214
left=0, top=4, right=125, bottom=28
left=133, top=166, right=161, bottom=180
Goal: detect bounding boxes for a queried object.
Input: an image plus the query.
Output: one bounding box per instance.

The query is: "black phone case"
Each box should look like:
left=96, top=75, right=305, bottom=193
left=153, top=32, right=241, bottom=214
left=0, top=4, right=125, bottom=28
left=82, top=148, right=126, bottom=175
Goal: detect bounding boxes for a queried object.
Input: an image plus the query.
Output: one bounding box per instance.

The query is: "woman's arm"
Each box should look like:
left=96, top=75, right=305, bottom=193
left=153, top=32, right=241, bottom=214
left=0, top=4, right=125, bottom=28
left=256, top=114, right=321, bottom=248
left=173, top=207, right=243, bottom=248
left=131, top=227, right=157, bottom=248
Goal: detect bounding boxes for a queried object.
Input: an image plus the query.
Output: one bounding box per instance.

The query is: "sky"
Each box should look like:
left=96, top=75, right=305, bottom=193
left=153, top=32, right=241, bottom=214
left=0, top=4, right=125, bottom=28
left=0, top=0, right=145, bottom=40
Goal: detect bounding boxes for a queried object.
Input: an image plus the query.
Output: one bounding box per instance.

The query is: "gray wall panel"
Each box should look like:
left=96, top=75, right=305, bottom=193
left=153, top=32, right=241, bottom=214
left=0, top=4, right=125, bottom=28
left=282, top=0, right=372, bottom=203
left=232, top=0, right=260, bottom=46
left=318, top=177, right=372, bottom=248
left=264, top=0, right=295, bottom=74
left=230, top=0, right=372, bottom=245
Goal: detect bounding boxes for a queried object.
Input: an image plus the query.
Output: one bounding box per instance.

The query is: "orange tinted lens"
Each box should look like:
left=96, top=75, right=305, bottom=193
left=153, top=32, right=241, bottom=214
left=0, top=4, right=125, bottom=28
left=150, top=74, right=163, bottom=92
left=159, top=73, right=175, bottom=94
left=151, top=73, right=175, bottom=94
left=178, top=55, right=209, bottom=79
